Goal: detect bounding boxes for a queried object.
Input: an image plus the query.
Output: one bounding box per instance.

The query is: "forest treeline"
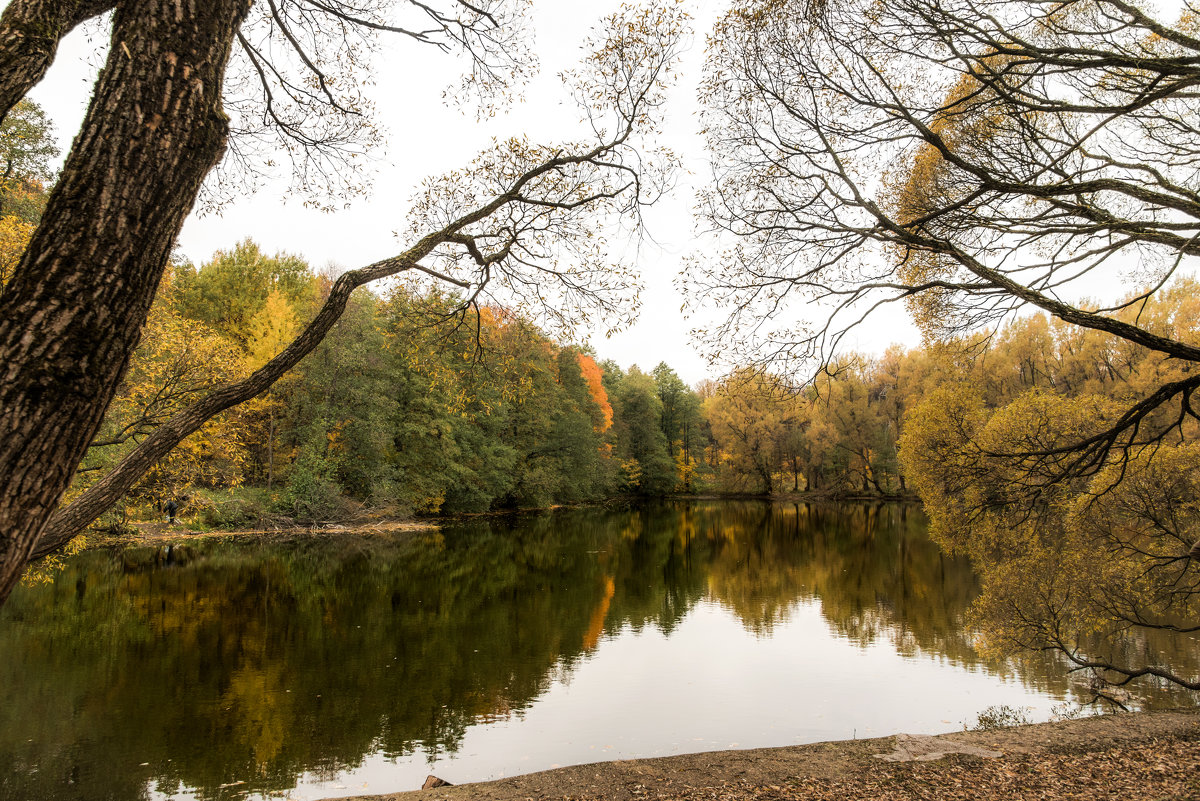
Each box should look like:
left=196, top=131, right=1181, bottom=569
left=67, top=234, right=908, bottom=525
left=59, top=232, right=1200, bottom=532
left=70, top=235, right=910, bottom=526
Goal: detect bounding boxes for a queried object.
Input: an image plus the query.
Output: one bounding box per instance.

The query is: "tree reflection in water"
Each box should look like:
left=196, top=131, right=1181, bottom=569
left=0, top=501, right=1189, bottom=800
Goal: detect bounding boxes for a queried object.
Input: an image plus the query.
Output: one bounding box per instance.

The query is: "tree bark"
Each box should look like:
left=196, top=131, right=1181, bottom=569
left=0, top=0, right=117, bottom=120
left=0, top=0, right=252, bottom=604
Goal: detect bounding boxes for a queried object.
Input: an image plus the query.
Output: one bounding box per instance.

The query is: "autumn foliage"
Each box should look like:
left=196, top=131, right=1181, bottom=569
left=577, top=353, right=613, bottom=433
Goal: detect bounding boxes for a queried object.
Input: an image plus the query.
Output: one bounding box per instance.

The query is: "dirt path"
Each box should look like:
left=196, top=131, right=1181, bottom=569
left=332, top=709, right=1200, bottom=801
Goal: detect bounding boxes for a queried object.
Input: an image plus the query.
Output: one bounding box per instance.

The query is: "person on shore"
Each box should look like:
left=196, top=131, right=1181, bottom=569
left=164, top=499, right=179, bottom=525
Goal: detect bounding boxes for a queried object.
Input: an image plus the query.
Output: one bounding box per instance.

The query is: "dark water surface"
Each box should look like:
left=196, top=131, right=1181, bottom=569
left=0, top=501, right=1131, bottom=800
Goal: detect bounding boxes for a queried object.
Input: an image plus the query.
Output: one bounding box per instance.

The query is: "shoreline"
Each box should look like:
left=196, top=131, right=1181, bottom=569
left=328, top=708, right=1200, bottom=801
left=79, top=518, right=440, bottom=551
left=84, top=494, right=922, bottom=550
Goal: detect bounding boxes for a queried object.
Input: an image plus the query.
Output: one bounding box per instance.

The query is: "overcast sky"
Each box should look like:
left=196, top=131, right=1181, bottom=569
left=27, top=0, right=920, bottom=386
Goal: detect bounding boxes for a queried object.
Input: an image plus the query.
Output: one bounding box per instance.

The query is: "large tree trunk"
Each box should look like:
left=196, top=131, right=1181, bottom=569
left=0, top=0, right=251, bottom=604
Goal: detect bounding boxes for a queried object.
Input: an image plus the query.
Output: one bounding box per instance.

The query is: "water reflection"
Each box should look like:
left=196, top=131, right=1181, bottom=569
left=0, top=502, right=1162, bottom=800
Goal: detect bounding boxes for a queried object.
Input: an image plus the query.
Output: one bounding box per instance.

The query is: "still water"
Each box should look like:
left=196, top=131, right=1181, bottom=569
left=0, top=501, right=1117, bottom=799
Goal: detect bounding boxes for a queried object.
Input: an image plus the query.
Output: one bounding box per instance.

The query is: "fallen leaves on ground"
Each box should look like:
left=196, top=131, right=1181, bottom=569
left=566, top=735, right=1200, bottom=801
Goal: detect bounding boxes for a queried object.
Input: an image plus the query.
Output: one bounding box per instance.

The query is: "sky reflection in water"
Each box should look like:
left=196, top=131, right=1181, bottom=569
left=1, top=501, right=1084, bottom=800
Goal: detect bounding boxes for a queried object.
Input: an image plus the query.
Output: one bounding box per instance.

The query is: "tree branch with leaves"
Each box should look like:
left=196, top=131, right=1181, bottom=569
left=690, top=0, right=1200, bottom=694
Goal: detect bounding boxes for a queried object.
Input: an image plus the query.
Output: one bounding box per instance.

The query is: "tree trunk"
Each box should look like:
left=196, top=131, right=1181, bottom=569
left=0, top=0, right=251, bottom=604
left=0, top=0, right=117, bottom=120
left=267, top=403, right=275, bottom=491
left=756, top=457, right=773, bottom=495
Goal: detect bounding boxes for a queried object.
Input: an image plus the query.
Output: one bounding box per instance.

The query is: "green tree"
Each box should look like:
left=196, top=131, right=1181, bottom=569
left=376, top=293, right=477, bottom=514
left=246, top=289, right=301, bottom=490
left=488, top=314, right=567, bottom=507
left=0, top=99, right=56, bottom=222
left=652, top=362, right=702, bottom=486
left=610, top=368, right=676, bottom=495
left=176, top=240, right=316, bottom=345
left=282, top=292, right=397, bottom=516
left=547, top=348, right=611, bottom=502
left=373, top=292, right=522, bottom=514
left=0, top=99, right=53, bottom=287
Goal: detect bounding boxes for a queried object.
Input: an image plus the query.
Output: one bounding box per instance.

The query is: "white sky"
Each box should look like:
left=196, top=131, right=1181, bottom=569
left=26, top=0, right=920, bottom=386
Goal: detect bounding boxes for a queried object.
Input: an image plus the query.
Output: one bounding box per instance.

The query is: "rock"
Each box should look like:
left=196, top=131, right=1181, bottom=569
left=422, top=775, right=453, bottom=789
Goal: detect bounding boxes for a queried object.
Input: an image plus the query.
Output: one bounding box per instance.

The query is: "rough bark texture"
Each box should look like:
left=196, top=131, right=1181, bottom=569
left=0, top=0, right=116, bottom=119
left=0, top=0, right=252, bottom=604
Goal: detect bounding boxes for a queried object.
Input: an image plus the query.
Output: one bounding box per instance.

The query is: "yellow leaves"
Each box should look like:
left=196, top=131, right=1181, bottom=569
left=246, top=289, right=300, bottom=370
left=705, top=368, right=794, bottom=492
left=223, top=661, right=292, bottom=768
left=976, top=391, right=1105, bottom=464
left=120, top=301, right=246, bottom=416
left=326, top=420, right=351, bottom=455
left=0, top=214, right=34, bottom=287
left=1068, top=443, right=1200, bottom=619
left=901, top=383, right=1124, bottom=554
left=880, top=53, right=1028, bottom=342
left=618, top=457, right=643, bottom=492
left=79, top=267, right=258, bottom=502
left=19, top=534, right=86, bottom=587
left=900, top=325, right=1200, bottom=681
left=166, top=414, right=252, bottom=491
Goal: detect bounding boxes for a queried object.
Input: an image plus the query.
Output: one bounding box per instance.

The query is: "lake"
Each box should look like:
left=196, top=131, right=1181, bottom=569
left=0, top=501, right=1176, bottom=800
